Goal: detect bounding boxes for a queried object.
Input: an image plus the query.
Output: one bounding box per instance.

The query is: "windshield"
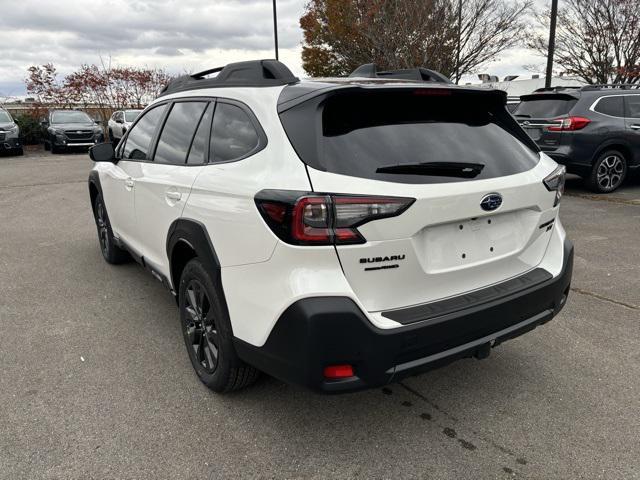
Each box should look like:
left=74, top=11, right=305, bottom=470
left=51, top=111, right=93, bottom=124
left=0, top=111, right=12, bottom=123
left=513, top=97, right=577, bottom=118
left=125, top=110, right=141, bottom=122
left=280, top=89, right=540, bottom=184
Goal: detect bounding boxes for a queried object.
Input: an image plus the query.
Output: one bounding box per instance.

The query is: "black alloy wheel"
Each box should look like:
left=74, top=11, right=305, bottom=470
left=92, top=193, right=129, bottom=264
left=183, top=279, right=219, bottom=373
left=178, top=258, right=260, bottom=392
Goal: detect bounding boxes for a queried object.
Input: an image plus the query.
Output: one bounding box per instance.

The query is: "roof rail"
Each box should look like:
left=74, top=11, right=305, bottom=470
left=348, top=63, right=452, bottom=84
left=533, top=86, right=582, bottom=93
left=159, top=59, right=299, bottom=96
left=580, top=84, right=640, bottom=91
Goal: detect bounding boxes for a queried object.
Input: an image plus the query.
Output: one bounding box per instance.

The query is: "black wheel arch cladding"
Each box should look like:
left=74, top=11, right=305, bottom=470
left=166, top=219, right=232, bottom=325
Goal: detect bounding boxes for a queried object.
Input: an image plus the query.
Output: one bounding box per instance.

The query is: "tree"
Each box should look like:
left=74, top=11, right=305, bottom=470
left=529, top=0, right=640, bottom=84
left=300, top=0, right=530, bottom=81
left=25, top=61, right=172, bottom=137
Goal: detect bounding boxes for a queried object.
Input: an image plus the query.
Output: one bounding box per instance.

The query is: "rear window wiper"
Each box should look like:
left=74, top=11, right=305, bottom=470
left=376, top=162, right=485, bottom=178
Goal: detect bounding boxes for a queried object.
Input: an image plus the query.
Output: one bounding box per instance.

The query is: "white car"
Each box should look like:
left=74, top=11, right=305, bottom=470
left=107, top=109, right=142, bottom=144
left=88, top=60, right=574, bottom=393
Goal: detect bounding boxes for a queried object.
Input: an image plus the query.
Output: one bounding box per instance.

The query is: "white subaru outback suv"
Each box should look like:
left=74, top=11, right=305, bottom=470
left=88, top=59, right=573, bottom=393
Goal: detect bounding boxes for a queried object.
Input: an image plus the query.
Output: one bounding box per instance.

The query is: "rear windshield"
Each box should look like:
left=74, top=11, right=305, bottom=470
left=513, top=96, right=577, bottom=118
left=280, top=89, right=540, bottom=184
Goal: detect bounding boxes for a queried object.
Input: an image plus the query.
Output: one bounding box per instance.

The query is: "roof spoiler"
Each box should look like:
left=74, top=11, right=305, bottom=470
left=159, top=59, right=299, bottom=96
left=348, top=63, right=452, bottom=84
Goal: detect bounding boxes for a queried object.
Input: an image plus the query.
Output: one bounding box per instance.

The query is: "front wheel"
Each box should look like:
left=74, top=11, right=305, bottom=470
left=92, top=193, right=129, bottom=264
left=587, top=150, right=627, bottom=193
left=178, top=258, right=260, bottom=393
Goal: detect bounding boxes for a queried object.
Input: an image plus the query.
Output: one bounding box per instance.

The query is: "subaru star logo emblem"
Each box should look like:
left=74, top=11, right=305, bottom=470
left=77, top=130, right=83, bottom=134
left=480, top=193, right=503, bottom=211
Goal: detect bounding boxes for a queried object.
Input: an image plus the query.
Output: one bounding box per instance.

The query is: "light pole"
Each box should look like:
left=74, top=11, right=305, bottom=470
left=545, top=0, right=558, bottom=89
left=273, top=0, right=279, bottom=61
left=455, top=0, right=462, bottom=84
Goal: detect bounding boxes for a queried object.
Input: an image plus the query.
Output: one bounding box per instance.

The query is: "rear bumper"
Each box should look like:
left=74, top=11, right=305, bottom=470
left=235, top=238, right=574, bottom=393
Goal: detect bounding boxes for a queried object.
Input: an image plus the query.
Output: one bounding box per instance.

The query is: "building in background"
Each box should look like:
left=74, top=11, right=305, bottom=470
left=475, top=74, right=586, bottom=97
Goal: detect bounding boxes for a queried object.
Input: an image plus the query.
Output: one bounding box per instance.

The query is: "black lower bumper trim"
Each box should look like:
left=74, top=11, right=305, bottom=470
left=235, top=238, right=574, bottom=393
left=382, top=268, right=552, bottom=325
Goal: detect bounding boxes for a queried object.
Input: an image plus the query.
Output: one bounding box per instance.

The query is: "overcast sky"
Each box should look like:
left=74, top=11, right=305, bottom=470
left=0, top=0, right=544, bottom=98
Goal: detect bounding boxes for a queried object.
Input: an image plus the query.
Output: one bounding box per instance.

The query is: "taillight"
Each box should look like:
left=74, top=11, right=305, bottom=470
left=547, top=116, right=591, bottom=131
left=543, top=165, right=566, bottom=207
left=255, top=190, right=414, bottom=246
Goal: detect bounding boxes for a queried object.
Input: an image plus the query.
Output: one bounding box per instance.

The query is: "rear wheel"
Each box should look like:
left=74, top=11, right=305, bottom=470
left=587, top=150, right=627, bottom=193
left=178, top=258, right=260, bottom=393
left=92, top=193, right=129, bottom=264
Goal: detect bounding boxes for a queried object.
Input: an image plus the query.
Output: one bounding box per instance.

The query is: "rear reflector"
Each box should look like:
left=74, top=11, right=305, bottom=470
left=323, top=364, right=354, bottom=379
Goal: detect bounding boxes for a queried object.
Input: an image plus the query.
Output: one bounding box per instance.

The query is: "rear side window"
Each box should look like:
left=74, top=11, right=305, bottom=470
left=210, top=103, right=260, bottom=163
left=123, top=105, right=167, bottom=160
left=513, top=96, right=577, bottom=118
left=594, top=96, right=624, bottom=117
left=154, top=101, right=207, bottom=164
left=625, top=96, right=640, bottom=118
left=187, top=103, right=214, bottom=165
left=280, top=89, right=540, bottom=184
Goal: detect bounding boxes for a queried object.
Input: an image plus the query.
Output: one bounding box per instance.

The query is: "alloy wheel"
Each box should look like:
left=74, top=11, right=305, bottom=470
left=96, top=199, right=109, bottom=256
left=596, top=154, right=624, bottom=190
left=184, top=279, right=219, bottom=373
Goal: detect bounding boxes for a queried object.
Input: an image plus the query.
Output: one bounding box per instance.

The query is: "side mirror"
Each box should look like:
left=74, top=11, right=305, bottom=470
left=94, top=119, right=103, bottom=125
left=89, top=142, right=116, bottom=163
left=116, top=118, right=124, bottom=124
left=41, top=120, right=48, bottom=127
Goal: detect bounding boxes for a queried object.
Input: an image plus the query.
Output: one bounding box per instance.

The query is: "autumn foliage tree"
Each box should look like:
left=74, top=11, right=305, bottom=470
left=300, top=0, right=530, bottom=81
left=25, top=61, right=171, bottom=131
left=530, top=0, right=640, bottom=84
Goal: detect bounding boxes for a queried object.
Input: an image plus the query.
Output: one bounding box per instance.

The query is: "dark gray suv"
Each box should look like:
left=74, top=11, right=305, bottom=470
left=0, top=107, right=23, bottom=156
left=513, top=85, right=640, bottom=193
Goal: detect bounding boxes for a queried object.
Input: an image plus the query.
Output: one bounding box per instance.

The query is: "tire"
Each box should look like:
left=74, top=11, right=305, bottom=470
left=586, top=150, right=627, bottom=193
left=178, top=258, right=260, bottom=393
left=15, top=148, right=24, bottom=156
left=44, top=140, right=50, bottom=151
left=92, top=193, right=130, bottom=264
left=51, top=141, right=63, bottom=154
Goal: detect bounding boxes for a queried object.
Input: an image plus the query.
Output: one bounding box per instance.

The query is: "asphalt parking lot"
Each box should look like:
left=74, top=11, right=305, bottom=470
left=1, top=148, right=639, bottom=480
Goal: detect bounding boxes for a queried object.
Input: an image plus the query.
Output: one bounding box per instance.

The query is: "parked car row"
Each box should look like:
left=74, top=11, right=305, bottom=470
left=35, top=108, right=142, bottom=155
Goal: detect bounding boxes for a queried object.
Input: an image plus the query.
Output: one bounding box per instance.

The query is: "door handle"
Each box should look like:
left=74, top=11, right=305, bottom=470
left=124, top=178, right=134, bottom=189
left=631, top=124, right=640, bottom=130
left=165, top=190, right=182, bottom=201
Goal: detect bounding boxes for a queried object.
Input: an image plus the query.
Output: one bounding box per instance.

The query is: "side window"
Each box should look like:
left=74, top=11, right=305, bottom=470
left=122, top=105, right=167, bottom=160
left=625, top=96, right=640, bottom=118
left=154, top=101, right=207, bottom=165
left=594, top=96, right=624, bottom=117
left=187, top=103, right=214, bottom=165
left=210, top=103, right=260, bottom=163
